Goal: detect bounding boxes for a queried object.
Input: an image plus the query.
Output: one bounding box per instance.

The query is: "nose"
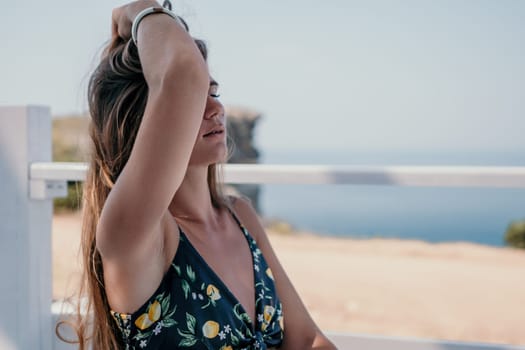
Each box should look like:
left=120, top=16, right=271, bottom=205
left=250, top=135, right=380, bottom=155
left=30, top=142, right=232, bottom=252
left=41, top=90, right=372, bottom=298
left=204, top=96, right=225, bottom=121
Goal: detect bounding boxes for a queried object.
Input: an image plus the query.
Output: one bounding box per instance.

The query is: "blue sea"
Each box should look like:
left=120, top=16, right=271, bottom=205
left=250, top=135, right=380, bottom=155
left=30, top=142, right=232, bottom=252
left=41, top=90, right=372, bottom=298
left=258, top=149, right=525, bottom=247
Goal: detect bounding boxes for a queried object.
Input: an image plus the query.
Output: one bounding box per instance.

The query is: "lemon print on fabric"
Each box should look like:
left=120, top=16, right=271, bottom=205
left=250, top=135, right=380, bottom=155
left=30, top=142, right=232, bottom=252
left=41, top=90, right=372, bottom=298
left=266, top=268, right=274, bottom=280
left=263, top=305, right=275, bottom=323
left=206, top=284, right=221, bottom=301
left=261, top=305, right=276, bottom=331
left=202, top=320, right=220, bottom=338
left=135, top=300, right=162, bottom=330
left=220, top=346, right=233, bottom=350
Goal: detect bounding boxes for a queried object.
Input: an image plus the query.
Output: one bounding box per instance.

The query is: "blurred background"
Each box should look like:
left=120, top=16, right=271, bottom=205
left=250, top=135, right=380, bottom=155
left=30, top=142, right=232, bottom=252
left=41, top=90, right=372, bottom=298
left=2, top=0, right=525, bottom=345
left=2, top=0, right=525, bottom=245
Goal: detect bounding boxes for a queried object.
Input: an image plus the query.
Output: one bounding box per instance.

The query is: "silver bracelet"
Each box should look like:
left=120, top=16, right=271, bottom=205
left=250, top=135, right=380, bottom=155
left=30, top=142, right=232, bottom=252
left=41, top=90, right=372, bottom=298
left=131, top=6, right=181, bottom=46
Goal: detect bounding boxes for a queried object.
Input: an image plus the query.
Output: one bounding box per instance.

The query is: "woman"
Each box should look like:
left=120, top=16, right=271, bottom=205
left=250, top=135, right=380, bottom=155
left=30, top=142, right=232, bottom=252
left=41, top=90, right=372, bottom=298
left=67, top=0, right=337, bottom=348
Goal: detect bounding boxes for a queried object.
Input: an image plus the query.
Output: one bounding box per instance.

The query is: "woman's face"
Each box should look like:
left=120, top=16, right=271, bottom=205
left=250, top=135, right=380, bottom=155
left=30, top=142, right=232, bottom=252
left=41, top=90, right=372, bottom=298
left=188, top=78, right=228, bottom=166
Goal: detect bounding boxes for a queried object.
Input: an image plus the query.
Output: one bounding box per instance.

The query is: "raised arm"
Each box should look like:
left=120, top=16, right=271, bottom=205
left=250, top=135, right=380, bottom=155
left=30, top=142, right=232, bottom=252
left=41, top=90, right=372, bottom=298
left=97, top=2, right=209, bottom=262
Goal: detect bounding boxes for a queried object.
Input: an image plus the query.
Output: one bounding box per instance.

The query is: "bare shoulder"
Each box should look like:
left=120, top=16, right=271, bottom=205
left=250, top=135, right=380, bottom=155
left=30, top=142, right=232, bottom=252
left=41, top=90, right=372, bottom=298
left=229, top=195, right=265, bottom=241
left=229, top=194, right=255, bottom=213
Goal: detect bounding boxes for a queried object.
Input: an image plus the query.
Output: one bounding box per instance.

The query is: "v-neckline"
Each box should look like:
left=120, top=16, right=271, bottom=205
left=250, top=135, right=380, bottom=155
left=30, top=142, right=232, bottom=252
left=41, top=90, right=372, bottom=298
left=175, top=212, right=259, bottom=331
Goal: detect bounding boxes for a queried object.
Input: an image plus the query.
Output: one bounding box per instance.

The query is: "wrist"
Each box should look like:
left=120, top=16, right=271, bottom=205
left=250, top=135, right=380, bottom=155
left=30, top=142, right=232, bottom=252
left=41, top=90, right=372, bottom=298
left=131, top=7, right=182, bottom=45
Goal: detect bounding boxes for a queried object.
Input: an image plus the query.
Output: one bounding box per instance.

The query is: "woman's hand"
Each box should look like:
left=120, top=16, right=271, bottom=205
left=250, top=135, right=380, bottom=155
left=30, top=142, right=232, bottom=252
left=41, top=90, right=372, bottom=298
left=111, top=0, right=159, bottom=41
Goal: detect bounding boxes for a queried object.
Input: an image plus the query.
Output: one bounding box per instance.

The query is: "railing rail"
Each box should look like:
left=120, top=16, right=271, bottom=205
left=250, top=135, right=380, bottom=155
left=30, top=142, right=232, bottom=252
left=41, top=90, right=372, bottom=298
left=30, top=161, right=525, bottom=188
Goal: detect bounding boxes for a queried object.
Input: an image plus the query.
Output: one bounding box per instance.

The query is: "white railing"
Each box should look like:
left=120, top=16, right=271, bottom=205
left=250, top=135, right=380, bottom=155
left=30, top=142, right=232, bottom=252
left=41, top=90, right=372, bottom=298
left=29, top=161, right=525, bottom=198
left=1, top=106, right=524, bottom=350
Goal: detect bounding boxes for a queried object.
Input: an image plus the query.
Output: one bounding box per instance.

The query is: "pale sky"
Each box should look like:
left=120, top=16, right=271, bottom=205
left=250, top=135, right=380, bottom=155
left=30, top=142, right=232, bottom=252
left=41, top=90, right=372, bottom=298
left=2, top=0, right=524, bottom=153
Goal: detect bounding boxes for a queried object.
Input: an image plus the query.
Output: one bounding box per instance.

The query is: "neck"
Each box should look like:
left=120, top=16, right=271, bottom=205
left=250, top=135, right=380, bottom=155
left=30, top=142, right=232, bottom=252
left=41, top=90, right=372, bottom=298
left=168, top=164, right=222, bottom=228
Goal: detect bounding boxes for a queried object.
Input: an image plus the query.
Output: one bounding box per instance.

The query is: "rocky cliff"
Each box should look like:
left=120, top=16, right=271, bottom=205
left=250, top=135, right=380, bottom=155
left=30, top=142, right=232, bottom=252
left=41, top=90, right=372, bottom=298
left=224, top=106, right=262, bottom=212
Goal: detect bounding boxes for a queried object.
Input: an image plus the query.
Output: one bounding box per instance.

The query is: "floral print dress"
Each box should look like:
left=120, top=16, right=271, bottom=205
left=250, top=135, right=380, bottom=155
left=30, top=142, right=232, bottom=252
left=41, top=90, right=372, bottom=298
left=111, top=210, right=284, bottom=349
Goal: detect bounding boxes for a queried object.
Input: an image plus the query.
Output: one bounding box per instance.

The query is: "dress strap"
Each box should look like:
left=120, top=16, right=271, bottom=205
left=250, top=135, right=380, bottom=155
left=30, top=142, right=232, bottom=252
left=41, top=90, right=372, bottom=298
left=227, top=206, right=243, bottom=228
left=227, top=206, right=251, bottom=240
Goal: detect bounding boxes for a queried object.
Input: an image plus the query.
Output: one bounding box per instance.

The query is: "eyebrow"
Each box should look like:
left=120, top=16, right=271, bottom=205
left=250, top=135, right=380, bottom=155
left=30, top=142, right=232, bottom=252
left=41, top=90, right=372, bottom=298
left=210, top=79, right=219, bottom=86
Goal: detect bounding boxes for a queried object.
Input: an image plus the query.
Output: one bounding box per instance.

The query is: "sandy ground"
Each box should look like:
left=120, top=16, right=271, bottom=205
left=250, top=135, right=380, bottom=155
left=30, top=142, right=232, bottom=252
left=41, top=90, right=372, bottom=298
left=53, top=212, right=525, bottom=346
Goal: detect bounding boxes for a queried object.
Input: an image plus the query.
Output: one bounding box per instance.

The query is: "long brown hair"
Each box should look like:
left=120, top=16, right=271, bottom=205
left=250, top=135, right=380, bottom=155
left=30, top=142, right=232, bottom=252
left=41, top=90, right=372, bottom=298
left=57, top=31, right=230, bottom=350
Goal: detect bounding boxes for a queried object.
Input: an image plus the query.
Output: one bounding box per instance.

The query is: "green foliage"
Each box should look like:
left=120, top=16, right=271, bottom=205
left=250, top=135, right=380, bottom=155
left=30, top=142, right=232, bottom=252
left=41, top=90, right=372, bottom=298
left=265, top=219, right=295, bottom=235
left=504, top=220, right=525, bottom=249
left=53, top=182, right=83, bottom=212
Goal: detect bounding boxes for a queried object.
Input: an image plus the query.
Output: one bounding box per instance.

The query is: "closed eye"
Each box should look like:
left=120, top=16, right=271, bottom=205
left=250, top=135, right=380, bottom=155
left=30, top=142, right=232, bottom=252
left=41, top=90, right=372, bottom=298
left=209, top=79, right=220, bottom=99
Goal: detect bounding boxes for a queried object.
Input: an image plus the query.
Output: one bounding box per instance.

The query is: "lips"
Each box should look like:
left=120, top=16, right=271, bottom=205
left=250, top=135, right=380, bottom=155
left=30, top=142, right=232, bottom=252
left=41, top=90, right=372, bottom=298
left=203, top=126, right=225, bottom=137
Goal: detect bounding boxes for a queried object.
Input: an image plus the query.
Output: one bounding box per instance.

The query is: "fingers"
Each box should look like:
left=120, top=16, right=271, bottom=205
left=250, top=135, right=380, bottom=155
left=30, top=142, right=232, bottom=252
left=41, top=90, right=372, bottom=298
left=111, top=8, right=119, bottom=40
left=111, top=0, right=169, bottom=42
left=111, top=5, right=132, bottom=41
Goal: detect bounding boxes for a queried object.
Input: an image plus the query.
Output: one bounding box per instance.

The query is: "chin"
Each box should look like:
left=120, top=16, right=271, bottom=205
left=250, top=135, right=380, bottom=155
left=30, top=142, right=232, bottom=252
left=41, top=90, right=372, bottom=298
left=188, top=146, right=228, bottom=166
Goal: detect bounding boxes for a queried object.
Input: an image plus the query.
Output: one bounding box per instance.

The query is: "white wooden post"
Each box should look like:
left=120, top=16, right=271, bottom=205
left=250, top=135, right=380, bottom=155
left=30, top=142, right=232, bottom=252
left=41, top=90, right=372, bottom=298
left=0, top=106, right=54, bottom=350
